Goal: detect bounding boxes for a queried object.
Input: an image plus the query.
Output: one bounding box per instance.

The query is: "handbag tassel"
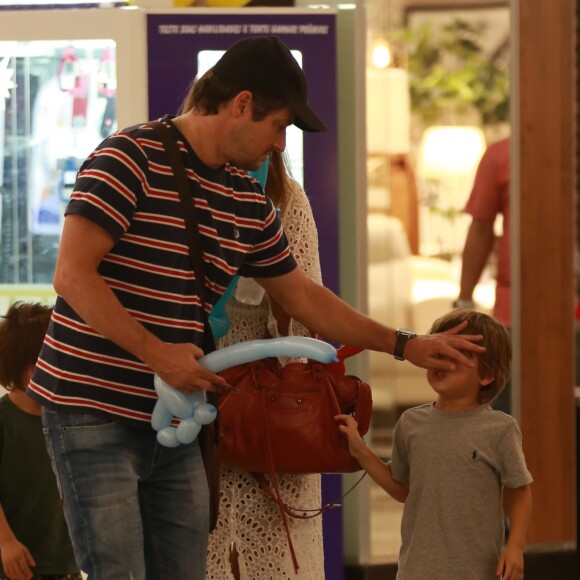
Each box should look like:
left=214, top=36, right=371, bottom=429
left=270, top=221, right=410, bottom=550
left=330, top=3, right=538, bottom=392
left=255, top=383, right=368, bottom=574
left=259, top=387, right=301, bottom=573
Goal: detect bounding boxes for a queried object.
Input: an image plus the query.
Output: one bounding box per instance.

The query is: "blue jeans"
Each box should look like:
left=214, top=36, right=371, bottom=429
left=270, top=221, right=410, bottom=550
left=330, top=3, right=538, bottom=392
left=42, top=410, right=209, bottom=580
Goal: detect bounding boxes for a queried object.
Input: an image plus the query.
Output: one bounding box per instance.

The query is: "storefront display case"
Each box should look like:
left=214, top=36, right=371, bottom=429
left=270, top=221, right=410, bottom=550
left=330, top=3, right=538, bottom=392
left=0, top=6, right=146, bottom=309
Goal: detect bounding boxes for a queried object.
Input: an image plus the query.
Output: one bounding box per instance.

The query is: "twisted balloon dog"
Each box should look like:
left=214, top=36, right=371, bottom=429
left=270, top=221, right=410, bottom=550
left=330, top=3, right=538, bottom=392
left=152, top=336, right=339, bottom=447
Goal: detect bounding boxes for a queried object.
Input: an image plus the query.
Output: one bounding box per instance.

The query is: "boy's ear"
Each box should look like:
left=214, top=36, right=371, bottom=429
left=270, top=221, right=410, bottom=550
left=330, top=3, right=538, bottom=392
left=480, top=375, right=495, bottom=387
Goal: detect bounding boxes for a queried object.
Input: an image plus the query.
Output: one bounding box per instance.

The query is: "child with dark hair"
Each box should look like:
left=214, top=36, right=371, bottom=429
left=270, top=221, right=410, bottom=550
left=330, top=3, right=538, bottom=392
left=337, top=309, right=533, bottom=580
left=0, top=302, right=80, bottom=580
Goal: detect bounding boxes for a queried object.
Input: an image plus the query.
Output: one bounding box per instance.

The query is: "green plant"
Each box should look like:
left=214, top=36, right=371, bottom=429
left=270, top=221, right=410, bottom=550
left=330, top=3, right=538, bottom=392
left=400, top=18, right=510, bottom=126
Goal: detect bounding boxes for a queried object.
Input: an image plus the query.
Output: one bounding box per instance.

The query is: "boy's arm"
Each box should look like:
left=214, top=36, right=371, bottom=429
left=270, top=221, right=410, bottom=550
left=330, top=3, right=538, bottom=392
left=335, top=414, right=409, bottom=503
left=0, top=503, right=36, bottom=579
left=496, top=484, right=532, bottom=580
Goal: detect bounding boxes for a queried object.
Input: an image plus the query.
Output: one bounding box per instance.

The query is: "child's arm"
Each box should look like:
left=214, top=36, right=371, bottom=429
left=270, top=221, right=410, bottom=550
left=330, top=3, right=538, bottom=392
left=496, top=484, right=532, bottom=580
left=335, top=414, right=409, bottom=502
left=0, top=502, right=36, bottom=579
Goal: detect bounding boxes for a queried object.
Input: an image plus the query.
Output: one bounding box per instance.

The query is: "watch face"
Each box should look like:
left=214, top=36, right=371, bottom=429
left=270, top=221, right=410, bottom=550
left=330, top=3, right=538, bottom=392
left=398, top=329, right=416, bottom=338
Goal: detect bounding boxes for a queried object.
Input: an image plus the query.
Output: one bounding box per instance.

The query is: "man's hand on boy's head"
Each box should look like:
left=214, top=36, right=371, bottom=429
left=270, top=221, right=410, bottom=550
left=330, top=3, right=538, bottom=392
left=403, top=321, right=485, bottom=371
left=496, top=543, right=524, bottom=580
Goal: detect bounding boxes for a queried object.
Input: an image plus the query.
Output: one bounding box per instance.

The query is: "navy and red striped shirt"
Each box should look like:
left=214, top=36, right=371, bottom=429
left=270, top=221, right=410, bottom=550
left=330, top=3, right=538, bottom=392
left=28, top=117, right=296, bottom=425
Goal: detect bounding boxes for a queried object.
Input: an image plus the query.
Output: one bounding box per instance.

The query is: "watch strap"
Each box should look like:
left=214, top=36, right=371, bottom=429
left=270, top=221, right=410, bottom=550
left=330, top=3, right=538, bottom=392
left=394, top=328, right=417, bottom=361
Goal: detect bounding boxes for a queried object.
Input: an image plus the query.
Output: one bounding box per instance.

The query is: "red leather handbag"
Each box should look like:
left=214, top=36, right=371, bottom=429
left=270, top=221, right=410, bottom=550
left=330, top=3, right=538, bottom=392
left=218, top=346, right=372, bottom=475
left=218, top=346, right=371, bottom=572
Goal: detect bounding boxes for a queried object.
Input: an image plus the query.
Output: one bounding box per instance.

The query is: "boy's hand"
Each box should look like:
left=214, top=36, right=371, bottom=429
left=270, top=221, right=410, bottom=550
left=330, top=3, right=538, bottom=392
left=335, top=414, right=366, bottom=458
left=496, top=543, right=524, bottom=579
left=335, top=414, right=409, bottom=503
left=1, top=539, right=35, bottom=579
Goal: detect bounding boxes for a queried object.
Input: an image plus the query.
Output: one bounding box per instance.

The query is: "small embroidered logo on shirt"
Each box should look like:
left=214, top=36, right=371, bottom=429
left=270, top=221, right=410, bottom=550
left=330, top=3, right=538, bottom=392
left=472, top=450, right=478, bottom=460
left=234, top=228, right=240, bottom=239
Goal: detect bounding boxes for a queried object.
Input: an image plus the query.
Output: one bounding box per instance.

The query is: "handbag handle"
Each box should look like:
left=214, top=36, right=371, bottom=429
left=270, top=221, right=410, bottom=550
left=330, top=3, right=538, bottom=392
left=252, top=471, right=367, bottom=520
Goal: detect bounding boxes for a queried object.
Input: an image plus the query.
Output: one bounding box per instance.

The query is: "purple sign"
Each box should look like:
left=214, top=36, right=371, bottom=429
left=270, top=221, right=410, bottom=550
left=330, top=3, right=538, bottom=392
left=147, top=12, right=339, bottom=295
left=147, top=12, right=342, bottom=579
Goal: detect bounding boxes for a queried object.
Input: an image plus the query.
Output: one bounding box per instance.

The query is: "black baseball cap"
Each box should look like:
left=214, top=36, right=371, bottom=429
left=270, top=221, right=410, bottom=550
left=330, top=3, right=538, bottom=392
left=212, top=36, right=327, bottom=133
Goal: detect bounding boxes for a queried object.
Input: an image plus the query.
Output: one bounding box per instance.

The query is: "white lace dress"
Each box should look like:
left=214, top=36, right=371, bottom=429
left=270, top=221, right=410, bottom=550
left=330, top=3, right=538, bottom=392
left=206, top=181, right=324, bottom=579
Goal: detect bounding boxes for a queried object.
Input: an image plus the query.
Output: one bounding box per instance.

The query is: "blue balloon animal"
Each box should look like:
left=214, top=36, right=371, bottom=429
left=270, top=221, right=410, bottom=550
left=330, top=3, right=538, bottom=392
left=152, top=336, right=338, bottom=447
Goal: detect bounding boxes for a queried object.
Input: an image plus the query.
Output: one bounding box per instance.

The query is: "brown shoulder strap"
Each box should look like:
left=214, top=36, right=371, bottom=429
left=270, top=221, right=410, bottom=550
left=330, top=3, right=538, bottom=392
left=149, top=119, right=215, bottom=353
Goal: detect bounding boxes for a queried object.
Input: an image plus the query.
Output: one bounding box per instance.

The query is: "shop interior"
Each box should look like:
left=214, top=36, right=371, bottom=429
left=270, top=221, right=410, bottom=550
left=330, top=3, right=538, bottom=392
left=359, top=2, right=577, bottom=578
left=0, top=0, right=576, bottom=578
left=363, top=0, right=509, bottom=563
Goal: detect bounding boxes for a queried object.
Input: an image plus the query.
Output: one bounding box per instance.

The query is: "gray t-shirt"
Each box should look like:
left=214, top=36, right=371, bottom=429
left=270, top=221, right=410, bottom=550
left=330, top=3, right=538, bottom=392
left=390, top=403, right=533, bottom=580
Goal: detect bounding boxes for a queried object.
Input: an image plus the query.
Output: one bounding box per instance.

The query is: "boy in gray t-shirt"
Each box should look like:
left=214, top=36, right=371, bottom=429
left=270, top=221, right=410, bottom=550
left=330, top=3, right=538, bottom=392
left=337, top=309, right=533, bottom=580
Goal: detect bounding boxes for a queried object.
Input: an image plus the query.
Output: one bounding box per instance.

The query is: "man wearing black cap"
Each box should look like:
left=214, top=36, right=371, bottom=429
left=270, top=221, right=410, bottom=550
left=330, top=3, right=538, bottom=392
left=175, top=35, right=327, bottom=170
left=209, top=36, right=327, bottom=132
left=31, top=36, right=485, bottom=578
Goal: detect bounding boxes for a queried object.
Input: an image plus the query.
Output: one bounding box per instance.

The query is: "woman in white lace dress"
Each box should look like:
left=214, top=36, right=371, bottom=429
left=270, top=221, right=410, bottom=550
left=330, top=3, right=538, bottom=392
left=206, top=152, right=324, bottom=579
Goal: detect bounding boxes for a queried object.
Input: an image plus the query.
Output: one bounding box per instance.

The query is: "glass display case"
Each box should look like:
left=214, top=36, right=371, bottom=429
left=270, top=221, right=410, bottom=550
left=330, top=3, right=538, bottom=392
left=1, top=40, right=117, bottom=284
left=0, top=6, right=147, bottom=309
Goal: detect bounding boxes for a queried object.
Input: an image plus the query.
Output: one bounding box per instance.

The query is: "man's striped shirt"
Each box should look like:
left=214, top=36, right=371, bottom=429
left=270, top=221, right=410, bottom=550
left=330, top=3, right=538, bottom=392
left=28, top=117, right=296, bottom=425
